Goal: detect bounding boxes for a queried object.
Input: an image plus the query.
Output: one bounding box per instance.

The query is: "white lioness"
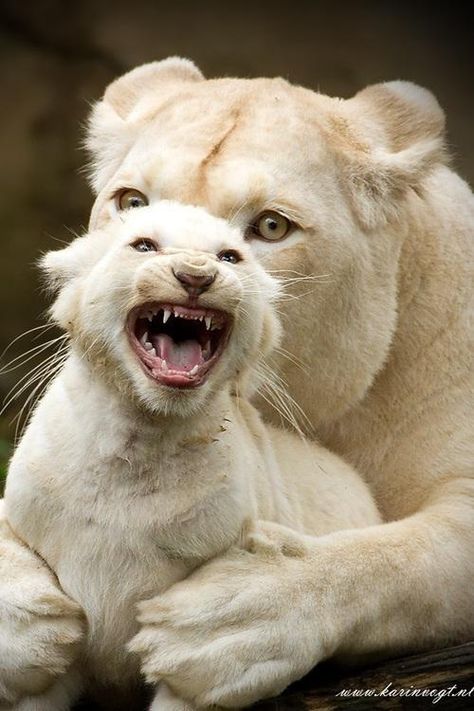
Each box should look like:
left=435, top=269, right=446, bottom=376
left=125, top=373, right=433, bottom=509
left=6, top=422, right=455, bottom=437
left=0, top=57, right=473, bottom=710
left=4, top=202, right=380, bottom=711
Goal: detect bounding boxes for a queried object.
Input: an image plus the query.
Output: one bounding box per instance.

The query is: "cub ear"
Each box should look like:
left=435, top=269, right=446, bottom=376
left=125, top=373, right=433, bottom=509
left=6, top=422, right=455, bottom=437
left=343, top=81, right=446, bottom=228
left=85, top=57, right=204, bottom=192
left=40, top=246, right=79, bottom=292
left=39, top=234, right=104, bottom=292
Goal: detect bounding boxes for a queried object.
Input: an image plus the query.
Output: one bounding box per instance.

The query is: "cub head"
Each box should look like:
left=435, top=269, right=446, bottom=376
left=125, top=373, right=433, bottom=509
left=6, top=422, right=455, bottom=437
left=84, top=58, right=447, bottom=425
left=41, top=201, right=280, bottom=417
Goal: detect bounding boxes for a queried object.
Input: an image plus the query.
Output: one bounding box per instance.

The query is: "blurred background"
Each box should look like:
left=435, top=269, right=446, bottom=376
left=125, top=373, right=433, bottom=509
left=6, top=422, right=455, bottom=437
left=0, top=0, right=473, bottom=487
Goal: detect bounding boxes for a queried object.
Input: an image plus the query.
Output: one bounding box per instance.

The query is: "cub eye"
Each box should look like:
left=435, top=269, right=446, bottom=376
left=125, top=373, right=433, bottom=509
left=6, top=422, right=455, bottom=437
left=116, top=188, right=149, bottom=211
left=131, top=238, right=157, bottom=253
left=249, top=211, right=292, bottom=241
left=217, top=249, right=242, bottom=264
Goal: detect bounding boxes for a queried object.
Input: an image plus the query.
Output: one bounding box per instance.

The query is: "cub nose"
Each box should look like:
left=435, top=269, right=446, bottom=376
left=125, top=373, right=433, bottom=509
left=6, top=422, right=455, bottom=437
left=173, top=270, right=216, bottom=297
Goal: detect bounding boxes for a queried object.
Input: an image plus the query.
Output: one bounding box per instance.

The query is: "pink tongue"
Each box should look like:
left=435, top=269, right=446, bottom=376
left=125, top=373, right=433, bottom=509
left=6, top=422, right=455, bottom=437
left=153, top=334, right=203, bottom=371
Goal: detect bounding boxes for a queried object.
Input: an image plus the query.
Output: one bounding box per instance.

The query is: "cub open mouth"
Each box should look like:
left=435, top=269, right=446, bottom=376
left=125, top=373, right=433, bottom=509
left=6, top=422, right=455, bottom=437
left=128, top=303, right=231, bottom=388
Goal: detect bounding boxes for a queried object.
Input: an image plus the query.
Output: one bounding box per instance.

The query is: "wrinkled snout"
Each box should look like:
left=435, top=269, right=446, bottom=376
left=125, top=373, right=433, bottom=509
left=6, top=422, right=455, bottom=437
left=173, top=270, right=216, bottom=297
left=170, top=253, right=218, bottom=298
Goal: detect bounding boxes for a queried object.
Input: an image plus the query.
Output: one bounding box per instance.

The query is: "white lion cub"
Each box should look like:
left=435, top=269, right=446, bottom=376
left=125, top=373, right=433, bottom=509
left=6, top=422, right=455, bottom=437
left=4, top=201, right=380, bottom=711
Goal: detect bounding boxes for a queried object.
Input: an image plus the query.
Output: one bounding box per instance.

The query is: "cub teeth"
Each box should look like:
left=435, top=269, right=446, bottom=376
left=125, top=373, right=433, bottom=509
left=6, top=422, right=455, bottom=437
left=202, top=339, right=211, bottom=360
left=139, top=306, right=224, bottom=331
left=140, top=332, right=154, bottom=351
left=189, top=365, right=199, bottom=376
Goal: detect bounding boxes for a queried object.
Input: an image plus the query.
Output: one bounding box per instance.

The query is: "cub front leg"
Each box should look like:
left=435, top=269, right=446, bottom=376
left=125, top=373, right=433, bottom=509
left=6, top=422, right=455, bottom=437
left=0, top=502, right=84, bottom=707
left=14, top=668, right=83, bottom=711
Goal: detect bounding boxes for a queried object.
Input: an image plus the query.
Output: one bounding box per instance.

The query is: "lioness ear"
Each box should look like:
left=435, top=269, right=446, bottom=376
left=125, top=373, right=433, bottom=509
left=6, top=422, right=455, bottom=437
left=86, top=57, right=204, bottom=192
left=103, top=57, right=203, bottom=119
left=343, top=81, right=446, bottom=228
left=355, top=81, right=445, bottom=153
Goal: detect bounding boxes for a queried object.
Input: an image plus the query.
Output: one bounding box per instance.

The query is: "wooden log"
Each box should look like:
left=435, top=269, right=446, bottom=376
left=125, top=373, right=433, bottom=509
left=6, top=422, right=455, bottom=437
left=73, top=642, right=474, bottom=710
left=254, top=642, right=474, bottom=710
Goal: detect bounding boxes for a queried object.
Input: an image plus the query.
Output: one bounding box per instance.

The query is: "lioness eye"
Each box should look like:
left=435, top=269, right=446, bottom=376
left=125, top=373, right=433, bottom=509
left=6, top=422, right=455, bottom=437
left=217, top=250, right=242, bottom=264
left=131, top=238, right=157, bottom=253
left=116, top=189, right=149, bottom=211
left=250, top=211, right=292, bottom=241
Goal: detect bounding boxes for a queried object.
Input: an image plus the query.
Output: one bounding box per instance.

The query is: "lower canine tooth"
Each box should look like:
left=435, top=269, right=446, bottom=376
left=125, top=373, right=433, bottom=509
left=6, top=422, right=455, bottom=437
left=150, top=348, right=157, bottom=357
left=189, top=365, right=199, bottom=376
left=162, top=360, right=169, bottom=372
left=144, top=342, right=153, bottom=351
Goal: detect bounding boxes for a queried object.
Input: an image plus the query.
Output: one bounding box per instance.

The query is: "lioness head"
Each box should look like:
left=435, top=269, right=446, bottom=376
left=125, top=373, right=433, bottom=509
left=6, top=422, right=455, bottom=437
left=84, top=57, right=447, bottom=426
left=42, top=201, right=280, bottom=416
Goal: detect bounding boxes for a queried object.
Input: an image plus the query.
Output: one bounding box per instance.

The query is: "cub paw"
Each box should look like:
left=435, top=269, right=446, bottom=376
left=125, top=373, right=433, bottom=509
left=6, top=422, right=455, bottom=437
left=0, top=511, right=84, bottom=705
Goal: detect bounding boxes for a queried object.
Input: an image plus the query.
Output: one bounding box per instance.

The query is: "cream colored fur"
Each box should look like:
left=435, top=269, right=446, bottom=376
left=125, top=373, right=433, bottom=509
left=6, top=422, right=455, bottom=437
left=1, top=57, right=473, bottom=709
left=3, top=203, right=380, bottom=710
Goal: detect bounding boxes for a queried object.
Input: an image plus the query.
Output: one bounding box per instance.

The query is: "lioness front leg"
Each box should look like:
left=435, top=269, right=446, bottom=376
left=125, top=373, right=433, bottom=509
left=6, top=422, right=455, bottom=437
left=131, top=499, right=474, bottom=708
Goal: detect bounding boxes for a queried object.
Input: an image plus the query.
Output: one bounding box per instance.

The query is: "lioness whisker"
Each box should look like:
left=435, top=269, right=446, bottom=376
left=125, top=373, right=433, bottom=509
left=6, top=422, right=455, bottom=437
left=274, top=347, right=310, bottom=377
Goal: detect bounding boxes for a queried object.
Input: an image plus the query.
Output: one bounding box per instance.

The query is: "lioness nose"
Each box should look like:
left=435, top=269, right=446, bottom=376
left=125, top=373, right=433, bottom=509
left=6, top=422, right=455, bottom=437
left=173, top=270, right=216, bottom=297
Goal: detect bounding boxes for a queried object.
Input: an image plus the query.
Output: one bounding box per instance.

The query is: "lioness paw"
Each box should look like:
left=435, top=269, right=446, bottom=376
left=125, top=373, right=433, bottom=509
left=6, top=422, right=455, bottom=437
left=130, top=523, right=328, bottom=708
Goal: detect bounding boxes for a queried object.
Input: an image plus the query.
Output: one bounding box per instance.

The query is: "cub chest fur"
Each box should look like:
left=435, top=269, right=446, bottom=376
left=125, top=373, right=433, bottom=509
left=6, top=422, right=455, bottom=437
left=6, top=388, right=253, bottom=686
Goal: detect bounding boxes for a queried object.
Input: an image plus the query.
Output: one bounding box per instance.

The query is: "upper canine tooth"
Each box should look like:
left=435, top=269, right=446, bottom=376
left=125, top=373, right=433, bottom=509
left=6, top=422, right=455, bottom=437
left=147, top=312, right=153, bottom=322
left=205, top=316, right=212, bottom=330
left=163, top=309, right=171, bottom=324
left=140, top=332, right=148, bottom=345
